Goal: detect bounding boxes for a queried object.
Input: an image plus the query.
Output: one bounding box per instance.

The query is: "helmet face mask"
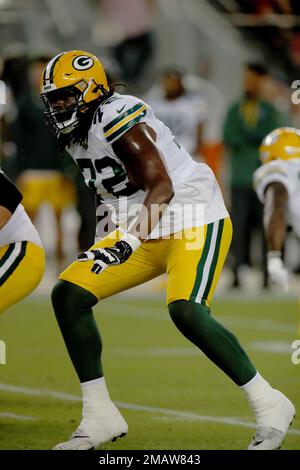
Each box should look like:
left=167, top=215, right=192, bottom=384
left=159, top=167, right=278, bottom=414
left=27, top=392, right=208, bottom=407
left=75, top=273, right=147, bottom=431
left=41, top=84, right=83, bottom=134
left=40, top=51, right=110, bottom=135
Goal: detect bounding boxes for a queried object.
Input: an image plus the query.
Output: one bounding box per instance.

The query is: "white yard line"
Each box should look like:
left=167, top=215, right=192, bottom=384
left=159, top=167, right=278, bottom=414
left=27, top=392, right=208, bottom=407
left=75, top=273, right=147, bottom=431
left=110, top=342, right=294, bottom=357
left=0, top=383, right=80, bottom=402
left=0, top=382, right=299, bottom=436
left=250, top=341, right=293, bottom=354
left=110, top=347, right=202, bottom=357
left=0, top=412, right=37, bottom=421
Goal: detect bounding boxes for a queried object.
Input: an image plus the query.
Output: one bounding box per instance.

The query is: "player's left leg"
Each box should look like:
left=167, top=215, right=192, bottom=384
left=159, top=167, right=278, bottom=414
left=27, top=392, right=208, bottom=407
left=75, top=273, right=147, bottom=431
left=167, top=218, right=295, bottom=450
left=51, top=229, right=165, bottom=450
left=0, top=241, right=45, bottom=313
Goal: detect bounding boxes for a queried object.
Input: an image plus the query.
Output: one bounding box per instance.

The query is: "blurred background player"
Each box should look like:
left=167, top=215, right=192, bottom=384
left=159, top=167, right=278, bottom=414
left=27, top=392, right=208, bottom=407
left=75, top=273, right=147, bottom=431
left=223, top=63, right=281, bottom=288
left=146, top=69, right=206, bottom=159
left=0, top=170, right=45, bottom=313
left=95, top=0, right=157, bottom=91
left=146, top=67, right=225, bottom=185
left=254, top=127, right=300, bottom=330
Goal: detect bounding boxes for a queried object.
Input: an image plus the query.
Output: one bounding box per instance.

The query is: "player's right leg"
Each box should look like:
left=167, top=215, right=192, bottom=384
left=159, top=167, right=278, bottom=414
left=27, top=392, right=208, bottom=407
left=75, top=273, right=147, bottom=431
left=51, top=229, right=163, bottom=450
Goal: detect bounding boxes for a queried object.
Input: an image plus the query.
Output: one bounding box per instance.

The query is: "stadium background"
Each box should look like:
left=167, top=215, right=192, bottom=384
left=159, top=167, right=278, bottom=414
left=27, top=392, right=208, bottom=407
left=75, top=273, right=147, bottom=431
left=0, top=0, right=300, bottom=450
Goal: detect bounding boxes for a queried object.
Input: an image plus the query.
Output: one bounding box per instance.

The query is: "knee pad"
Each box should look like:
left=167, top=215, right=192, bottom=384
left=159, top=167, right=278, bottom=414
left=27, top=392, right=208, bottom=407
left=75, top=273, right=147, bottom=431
left=51, top=280, right=98, bottom=315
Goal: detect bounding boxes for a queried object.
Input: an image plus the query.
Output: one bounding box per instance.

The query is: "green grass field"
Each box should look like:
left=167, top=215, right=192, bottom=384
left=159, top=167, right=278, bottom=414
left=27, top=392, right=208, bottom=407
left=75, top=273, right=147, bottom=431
left=0, top=293, right=299, bottom=450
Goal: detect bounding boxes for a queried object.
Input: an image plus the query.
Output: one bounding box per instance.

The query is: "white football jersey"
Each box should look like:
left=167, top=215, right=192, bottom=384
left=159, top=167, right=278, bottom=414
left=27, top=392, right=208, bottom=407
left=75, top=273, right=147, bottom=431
left=0, top=204, right=42, bottom=247
left=68, top=93, right=228, bottom=239
left=254, top=158, right=300, bottom=238
left=146, top=92, right=207, bottom=155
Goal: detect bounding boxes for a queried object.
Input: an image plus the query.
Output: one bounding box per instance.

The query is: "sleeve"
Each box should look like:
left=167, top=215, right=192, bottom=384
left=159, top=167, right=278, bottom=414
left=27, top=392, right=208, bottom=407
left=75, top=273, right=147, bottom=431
left=253, top=161, right=289, bottom=203
left=101, top=95, right=148, bottom=145
left=0, top=171, right=23, bottom=213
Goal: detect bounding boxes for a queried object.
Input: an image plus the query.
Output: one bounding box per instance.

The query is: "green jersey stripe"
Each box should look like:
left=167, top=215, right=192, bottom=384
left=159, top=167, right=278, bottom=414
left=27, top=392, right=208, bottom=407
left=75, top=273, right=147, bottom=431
left=103, top=103, right=144, bottom=133
left=106, top=111, right=146, bottom=143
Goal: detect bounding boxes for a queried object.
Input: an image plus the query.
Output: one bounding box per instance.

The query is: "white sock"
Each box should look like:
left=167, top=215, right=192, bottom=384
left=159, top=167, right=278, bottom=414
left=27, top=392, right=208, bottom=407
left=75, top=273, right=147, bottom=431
left=240, top=372, right=294, bottom=432
left=240, top=372, right=273, bottom=401
left=78, top=377, right=128, bottom=446
left=241, top=372, right=280, bottom=423
left=81, top=377, right=112, bottom=418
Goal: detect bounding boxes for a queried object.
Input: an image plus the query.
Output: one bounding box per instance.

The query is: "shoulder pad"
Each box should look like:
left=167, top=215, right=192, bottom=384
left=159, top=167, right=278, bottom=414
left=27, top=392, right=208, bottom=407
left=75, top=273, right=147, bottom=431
left=100, top=94, right=147, bottom=144
left=254, top=160, right=288, bottom=183
left=254, top=160, right=289, bottom=201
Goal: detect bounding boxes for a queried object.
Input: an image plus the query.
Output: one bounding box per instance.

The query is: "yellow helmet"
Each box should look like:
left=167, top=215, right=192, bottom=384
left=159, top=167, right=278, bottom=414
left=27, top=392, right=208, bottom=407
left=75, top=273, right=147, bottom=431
left=40, top=50, right=109, bottom=134
left=259, top=127, right=300, bottom=164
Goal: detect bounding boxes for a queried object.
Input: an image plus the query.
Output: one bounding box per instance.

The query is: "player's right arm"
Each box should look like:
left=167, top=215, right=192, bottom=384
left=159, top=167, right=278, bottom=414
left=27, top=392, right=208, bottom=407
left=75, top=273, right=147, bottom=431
left=77, top=96, right=174, bottom=273
left=254, top=163, right=289, bottom=290
left=264, top=181, right=288, bottom=253
left=264, top=181, right=289, bottom=290
left=112, top=123, right=174, bottom=240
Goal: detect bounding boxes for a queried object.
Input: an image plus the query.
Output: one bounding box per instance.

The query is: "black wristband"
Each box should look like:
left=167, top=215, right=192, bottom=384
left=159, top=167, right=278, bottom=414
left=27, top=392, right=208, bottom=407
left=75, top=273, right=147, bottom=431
left=0, top=172, right=23, bottom=213
left=115, top=240, right=133, bottom=258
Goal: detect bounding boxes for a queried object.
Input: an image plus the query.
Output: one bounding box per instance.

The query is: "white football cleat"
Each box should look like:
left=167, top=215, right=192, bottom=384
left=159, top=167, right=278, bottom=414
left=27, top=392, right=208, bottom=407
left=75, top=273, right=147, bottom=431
left=248, top=390, right=295, bottom=450
left=53, top=401, right=128, bottom=450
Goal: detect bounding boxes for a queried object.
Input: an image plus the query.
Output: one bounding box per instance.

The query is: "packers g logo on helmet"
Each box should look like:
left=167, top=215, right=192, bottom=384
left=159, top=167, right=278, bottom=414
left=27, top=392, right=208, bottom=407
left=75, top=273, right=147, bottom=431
left=40, top=50, right=109, bottom=134
left=259, top=127, right=300, bottom=164
left=72, top=55, right=94, bottom=71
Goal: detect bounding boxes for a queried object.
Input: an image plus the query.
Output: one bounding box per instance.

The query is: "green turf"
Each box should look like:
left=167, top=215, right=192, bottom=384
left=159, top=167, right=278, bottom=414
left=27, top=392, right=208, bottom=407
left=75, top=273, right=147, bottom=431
left=0, top=294, right=299, bottom=450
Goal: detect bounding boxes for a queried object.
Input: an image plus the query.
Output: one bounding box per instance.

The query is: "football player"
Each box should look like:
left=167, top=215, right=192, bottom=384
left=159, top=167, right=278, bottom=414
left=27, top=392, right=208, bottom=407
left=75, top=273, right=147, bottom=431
left=41, top=51, right=295, bottom=450
left=0, top=171, right=45, bottom=313
left=254, top=127, right=300, bottom=320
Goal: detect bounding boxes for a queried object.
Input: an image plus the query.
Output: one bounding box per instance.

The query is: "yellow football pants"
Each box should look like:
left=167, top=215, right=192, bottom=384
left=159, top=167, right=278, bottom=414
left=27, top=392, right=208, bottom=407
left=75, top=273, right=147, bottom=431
left=0, top=241, right=45, bottom=313
left=60, top=218, right=232, bottom=307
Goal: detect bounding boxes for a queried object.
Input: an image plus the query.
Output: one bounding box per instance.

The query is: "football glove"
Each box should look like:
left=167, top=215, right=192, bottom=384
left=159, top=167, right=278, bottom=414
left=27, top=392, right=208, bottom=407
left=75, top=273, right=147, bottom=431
left=77, top=233, right=141, bottom=274
left=267, top=251, right=289, bottom=291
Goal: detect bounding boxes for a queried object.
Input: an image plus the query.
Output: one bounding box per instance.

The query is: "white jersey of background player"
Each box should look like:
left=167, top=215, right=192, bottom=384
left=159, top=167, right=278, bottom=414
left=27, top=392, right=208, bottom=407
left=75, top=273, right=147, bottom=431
left=145, top=70, right=207, bottom=157
left=254, top=127, right=300, bottom=290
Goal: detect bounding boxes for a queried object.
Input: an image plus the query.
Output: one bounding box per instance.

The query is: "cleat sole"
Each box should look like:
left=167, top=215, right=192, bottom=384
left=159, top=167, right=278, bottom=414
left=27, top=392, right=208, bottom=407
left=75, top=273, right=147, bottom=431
left=112, top=432, right=127, bottom=443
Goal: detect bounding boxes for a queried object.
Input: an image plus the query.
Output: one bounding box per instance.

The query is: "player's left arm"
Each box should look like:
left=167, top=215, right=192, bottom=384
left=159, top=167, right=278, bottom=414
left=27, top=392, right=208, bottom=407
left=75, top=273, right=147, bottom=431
left=77, top=123, right=174, bottom=273
left=264, top=181, right=289, bottom=289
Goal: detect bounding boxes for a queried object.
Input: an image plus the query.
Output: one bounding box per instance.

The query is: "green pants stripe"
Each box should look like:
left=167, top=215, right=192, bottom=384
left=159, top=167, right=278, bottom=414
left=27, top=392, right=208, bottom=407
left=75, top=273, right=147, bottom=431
left=190, top=220, right=224, bottom=304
